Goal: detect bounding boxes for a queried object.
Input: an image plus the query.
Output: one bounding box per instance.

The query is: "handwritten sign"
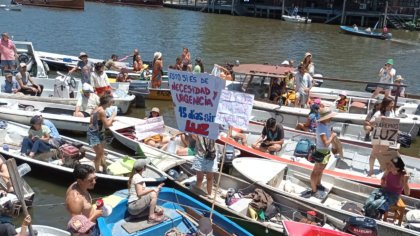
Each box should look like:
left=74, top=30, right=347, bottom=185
left=135, top=116, right=165, bottom=141
left=371, top=117, right=400, bottom=147
left=168, top=70, right=226, bottom=140
left=215, top=90, right=254, bottom=130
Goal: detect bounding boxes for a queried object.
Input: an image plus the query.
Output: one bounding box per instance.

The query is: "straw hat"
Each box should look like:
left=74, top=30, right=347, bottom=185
left=79, top=52, right=88, bottom=59
left=317, top=107, right=336, bottom=122
left=154, top=52, right=162, bottom=60
left=305, top=52, right=312, bottom=58
left=20, top=62, right=27, bottom=68
left=67, top=215, right=95, bottom=234
left=395, top=75, right=404, bottom=81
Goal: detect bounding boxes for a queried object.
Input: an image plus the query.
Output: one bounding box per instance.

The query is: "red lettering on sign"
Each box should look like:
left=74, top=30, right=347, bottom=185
left=185, top=120, right=209, bottom=136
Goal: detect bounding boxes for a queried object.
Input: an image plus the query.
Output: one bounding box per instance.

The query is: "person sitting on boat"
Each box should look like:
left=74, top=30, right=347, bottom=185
left=66, top=164, right=103, bottom=225
left=20, top=115, right=52, bottom=158
left=74, top=83, right=100, bottom=118
left=368, top=97, right=397, bottom=176
left=269, top=78, right=287, bottom=105
left=363, top=100, right=381, bottom=141
left=301, top=108, right=337, bottom=199
left=372, top=59, right=396, bottom=99
left=127, top=159, right=165, bottom=223
left=251, top=118, right=284, bottom=154
left=67, top=214, right=96, bottom=236
left=294, top=64, right=313, bottom=108
left=175, top=133, right=197, bottom=156
left=105, top=54, right=123, bottom=72
left=215, top=64, right=233, bottom=81
left=1, top=72, right=20, bottom=94
left=68, top=52, right=92, bottom=85
left=353, top=24, right=359, bottom=31
left=193, top=57, right=204, bottom=73
left=335, top=91, right=349, bottom=112
left=152, top=52, right=163, bottom=88
left=296, top=103, right=320, bottom=132
left=133, top=54, right=144, bottom=73
left=90, top=62, right=112, bottom=97
left=364, top=157, right=410, bottom=219
left=33, top=111, right=62, bottom=148
left=301, top=52, right=314, bottom=76
left=15, top=62, right=44, bottom=96
left=143, top=107, right=170, bottom=149
left=87, top=94, right=116, bottom=172
left=116, top=68, right=132, bottom=83
left=382, top=26, right=389, bottom=35
left=0, top=214, right=31, bottom=236
left=181, top=47, right=192, bottom=72
left=390, top=75, right=405, bottom=98
left=365, top=27, right=372, bottom=33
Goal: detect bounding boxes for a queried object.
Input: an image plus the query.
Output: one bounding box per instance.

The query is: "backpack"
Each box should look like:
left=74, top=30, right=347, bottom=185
left=363, top=190, right=387, bottom=219
left=343, top=216, right=378, bottom=236
left=294, top=139, right=314, bottom=158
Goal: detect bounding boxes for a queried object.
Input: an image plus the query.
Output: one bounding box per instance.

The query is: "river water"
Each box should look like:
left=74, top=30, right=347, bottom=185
left=1, top=2, right=420, bottom=229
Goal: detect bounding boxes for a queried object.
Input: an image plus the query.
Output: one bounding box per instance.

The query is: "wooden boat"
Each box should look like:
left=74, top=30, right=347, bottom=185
left=282, top=221, right=352, bottom=236
left=0, top=97, right=139, bottom=132
left=282, top=15, right=312, bottom=23
left=218, top=122, right=420, bottom=197
left=97, top=188, right=252, bottom=236
left=88, top=0, right=163, bottom=7
left=16, top=225, right=70, bottom=236
left=0, top=121, right=166, bottom=185
left=15, top=0, right=84, bottom=10
left=340, top=26, right=392, bottom=40
left=233, top=157, right=420, bottom=236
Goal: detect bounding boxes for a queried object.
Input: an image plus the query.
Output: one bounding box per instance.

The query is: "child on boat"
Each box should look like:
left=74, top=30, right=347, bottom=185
left=335, top=91, right=349, bottom=112
left=296, top=103, right=320, bottom=132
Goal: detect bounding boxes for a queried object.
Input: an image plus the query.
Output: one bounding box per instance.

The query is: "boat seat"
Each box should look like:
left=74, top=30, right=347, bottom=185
left=41, top=107, right=74, bottom=116
left=228, top=198, right=252, bottom=215
left=383, top=198, right=405, bottom=226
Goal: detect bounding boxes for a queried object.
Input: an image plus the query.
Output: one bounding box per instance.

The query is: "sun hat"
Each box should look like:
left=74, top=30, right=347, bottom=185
left=82, top=83, right=94, bottom=93
left=305, top=52, right=312, bottom=58
left=5, top=73, right=13, bottom=78
left=133, top=159, right=147, bottom=171
left=30, top=115, right=42, bottom=125
left=67, top=215, right=96, bottom=234
left=20, top=62, right=27, bottom=68
left=386, top=59, right=394, bottom=65
left=317, top=107, right=337, bottom=122
left=151, top=107, right=160, bottom=114
left=79, top=52, right=88, bottom=59
left=395, top=75, right=404, bottom=81
left=339, top=91, right=347, bottom=97
left=154, top=52, right=162, bottom=60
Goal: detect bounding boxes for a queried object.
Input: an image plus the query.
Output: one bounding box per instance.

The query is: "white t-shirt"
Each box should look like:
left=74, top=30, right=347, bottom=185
left=295, top=72, right=312, bottom=95
left=370, top=110, right=396, bottom=123
left=128, top=173, right=146, bottom=203
left=76, top=93, right=100, bottom=114
left=379, top=68, right=396, bottom=84
left=90, top=71, right=110, bottom=88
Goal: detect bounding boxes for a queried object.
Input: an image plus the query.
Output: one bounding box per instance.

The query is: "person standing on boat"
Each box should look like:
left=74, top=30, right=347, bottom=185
left=87, top=94, right=116, bottom=172
left=0, top=32, right=17, bottom=72
left=251, top=118, right=284, bottom=154
left=66, top=164, right=103, bottom=227
left=390, top=75, right=405, bottom=98
left=363, top=100, right=382, bottom=141
left=301, top=52, right=315, bottom=76
left=1, top=73, right=20, bottom=94
left=68, top=52, right=92, bottom=85
left=192, top=135, right=217, bottom=198
left=152, top=52, right=163, bottom=89
left=90, top=62, right=112, bottom=97
left=127, top=159, right=165, bottom=223
left=294, top=64, right=313, bottom=108
left=292, top=6, right=298, bottom=16
left=181, top=47, right=192, bottom=72
left=368, top=97, right=398, bottom=176
left=302, top=108, right=337, bottom=199
left=74, top=83, right=100, bottom=118
left=372, top=59, right=396, bottom=98
left=15, top=62, right=44, bottom=96
left=20, top=115, right=52, bottom=158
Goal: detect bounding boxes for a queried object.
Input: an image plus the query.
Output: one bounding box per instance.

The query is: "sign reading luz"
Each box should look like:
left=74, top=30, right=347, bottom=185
left=371, top=117, right=400, bottom=147
left=168, top=70, right=226, bottom=140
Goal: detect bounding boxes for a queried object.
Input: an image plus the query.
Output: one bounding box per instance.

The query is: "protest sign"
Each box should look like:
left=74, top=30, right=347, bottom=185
left=215, top=90, right=254, bottom=130
left=371, top=117, right=400, bottom=147
left=168, top=70, right=226, bottom=140
left=135, top=116, right=165, bottom=141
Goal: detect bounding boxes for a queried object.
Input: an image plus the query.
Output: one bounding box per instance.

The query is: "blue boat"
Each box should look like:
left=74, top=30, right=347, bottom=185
left=98, top=188, right=252, bottom=236
left=340, top=25, right=392, bottom=40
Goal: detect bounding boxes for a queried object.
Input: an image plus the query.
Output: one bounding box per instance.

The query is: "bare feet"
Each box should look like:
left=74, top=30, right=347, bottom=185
left=29, top=152, right=35, bottom=158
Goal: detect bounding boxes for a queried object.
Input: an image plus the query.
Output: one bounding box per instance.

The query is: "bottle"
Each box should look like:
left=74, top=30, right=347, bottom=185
left=17, top=163, right=31, bottom=177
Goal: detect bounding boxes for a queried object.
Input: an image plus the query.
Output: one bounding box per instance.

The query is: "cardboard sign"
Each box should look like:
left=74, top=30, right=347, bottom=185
left=135, top=116, right=165, bottom=141
left=215, top=90, right=254, bottom=130
left=168, top=70, right=226, bottom=140
left=371, top=117, right=400, bottom=147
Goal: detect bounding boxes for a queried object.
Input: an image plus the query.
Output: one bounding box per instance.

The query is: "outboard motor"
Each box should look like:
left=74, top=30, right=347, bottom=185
left=343, top=216, right=378, bottom=236
left=54, top=75, right=76, bottom=98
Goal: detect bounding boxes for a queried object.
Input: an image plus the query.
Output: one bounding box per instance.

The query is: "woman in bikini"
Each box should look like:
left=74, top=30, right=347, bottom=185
left=152, top=52, right=163, bottom=88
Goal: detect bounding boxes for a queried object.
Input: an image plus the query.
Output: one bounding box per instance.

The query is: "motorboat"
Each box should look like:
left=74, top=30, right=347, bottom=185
left=340, top=26, right=392, bottom=40
left=282, top=15, right=312, bottom=23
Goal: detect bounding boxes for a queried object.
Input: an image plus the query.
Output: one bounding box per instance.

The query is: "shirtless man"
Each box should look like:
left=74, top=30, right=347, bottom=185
left=65, top=164, right=102, bottom=223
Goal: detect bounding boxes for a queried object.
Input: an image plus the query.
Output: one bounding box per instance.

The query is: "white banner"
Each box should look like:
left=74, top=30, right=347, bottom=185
left=371, top=117, right=400, bottom=147
left=168, top=70, right=226, bottom=140
left=135, top=116, right=165, bottom=141
left=215, top=90, right=254, bottom=130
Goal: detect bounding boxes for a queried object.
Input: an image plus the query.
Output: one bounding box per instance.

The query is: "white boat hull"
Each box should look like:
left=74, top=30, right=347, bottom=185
left=16, top=225, right=70, bottom=236
left=282, top=15, right=312, bottom=23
